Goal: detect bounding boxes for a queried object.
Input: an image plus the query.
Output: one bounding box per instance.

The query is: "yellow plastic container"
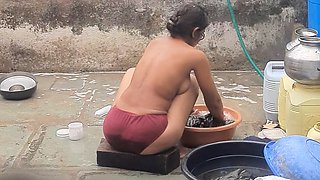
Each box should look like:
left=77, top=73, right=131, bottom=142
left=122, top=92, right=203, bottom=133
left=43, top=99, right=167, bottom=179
left=278, top=75, right=295, bottom=130
left=285, top=83, right=320, bottom=136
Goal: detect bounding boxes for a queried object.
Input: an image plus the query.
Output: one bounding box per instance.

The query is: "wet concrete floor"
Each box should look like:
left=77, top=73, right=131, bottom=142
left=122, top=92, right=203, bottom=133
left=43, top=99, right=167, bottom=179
left=0, top=71, right=265, bottom=179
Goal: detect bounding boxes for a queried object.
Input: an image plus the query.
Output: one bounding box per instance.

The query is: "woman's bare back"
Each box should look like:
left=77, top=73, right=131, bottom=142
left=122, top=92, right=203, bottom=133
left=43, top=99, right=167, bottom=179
left=104, top=3, right=224, bottom=154
left=115, top=37, right=202, bottom=115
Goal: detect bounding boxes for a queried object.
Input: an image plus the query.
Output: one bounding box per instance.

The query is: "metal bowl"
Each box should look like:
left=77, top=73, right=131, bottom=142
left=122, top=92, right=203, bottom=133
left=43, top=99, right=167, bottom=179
left=0, top=72, right=37, bottom=100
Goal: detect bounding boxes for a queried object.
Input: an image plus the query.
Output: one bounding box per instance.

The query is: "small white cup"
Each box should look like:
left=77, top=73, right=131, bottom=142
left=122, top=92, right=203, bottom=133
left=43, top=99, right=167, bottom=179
left=68, top=122, right=84, bottom=141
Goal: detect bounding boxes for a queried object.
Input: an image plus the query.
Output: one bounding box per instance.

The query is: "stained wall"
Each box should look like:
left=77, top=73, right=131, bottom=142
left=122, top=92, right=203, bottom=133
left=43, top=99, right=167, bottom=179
left=0, top=0, right=307, bottom=72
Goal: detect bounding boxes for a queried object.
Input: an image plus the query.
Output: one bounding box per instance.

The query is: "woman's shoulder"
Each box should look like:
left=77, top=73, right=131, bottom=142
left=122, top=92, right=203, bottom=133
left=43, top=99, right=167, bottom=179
left=145, top=36, right=166, bottom=47
left=188, top=48, right=206, bottom=59
left=148, top=36, right=164, bottom=41
left=150, top=36, right=168, bottom=43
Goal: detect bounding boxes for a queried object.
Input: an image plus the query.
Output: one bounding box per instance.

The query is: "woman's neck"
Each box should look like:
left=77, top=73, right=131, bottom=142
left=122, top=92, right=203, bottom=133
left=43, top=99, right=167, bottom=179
left=169, top=36, right=195, bottom=47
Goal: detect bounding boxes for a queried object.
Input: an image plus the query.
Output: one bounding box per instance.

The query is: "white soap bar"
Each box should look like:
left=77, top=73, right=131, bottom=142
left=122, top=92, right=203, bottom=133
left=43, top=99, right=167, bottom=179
left=95, top=105, right=112, bottom=117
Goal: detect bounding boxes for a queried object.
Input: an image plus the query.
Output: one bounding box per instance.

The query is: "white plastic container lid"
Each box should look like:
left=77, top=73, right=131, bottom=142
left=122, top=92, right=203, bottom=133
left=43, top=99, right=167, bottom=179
left=264, top=61, right=285, bottom=82
left=56, top=128, right=69, bottom=138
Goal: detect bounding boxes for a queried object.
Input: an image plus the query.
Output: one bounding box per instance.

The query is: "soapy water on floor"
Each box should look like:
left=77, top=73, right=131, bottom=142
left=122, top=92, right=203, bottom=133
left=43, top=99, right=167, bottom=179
left=34, top=74, right=118, bottom=124
left=37, top=74, right=257, bottom=105
left=218, top=84, right=251, bottom=93
left=38, top=73, right=257, bottom=126
left=213, top=76, right=257, bottom=104
left=222, top=93, right=257, bottom=104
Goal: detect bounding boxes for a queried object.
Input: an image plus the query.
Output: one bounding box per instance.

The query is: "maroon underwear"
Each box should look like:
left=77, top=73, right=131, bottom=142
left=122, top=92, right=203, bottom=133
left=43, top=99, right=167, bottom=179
left=103, top=106, right=168, bottom=154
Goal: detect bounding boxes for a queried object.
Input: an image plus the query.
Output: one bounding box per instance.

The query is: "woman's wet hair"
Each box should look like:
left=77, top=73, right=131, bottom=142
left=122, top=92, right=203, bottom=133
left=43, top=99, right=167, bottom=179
left=167, top=3, right=209, bottom=39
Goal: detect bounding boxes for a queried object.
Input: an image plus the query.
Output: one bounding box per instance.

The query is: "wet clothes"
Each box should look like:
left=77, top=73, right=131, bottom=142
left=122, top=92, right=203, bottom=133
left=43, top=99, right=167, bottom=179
left=103, top=106, right=168, bottom=154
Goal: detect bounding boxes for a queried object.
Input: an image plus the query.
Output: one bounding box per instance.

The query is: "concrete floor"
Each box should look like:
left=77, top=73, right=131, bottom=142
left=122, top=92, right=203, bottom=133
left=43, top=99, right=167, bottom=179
left=0, top=71, right=265, bottom=179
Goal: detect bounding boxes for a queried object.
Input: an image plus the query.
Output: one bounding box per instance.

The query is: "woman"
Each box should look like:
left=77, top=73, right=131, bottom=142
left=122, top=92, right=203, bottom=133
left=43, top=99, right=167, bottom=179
left=103, top=3, right=224, bottom=155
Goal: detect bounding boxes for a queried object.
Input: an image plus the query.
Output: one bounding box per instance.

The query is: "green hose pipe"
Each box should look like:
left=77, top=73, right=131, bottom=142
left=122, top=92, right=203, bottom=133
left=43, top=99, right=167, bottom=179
left=226, top=0, right=264, bottom=79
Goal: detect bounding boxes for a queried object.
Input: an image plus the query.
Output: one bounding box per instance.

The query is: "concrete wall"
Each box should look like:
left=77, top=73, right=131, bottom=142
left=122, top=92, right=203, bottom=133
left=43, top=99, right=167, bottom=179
left=0, top=0, right=307, bottom=72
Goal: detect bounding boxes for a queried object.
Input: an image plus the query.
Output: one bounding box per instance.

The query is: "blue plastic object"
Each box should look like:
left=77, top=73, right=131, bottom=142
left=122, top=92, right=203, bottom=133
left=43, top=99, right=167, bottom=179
left=264, top=136, right=320, bottom=180
left=308, top=0, right=320, bottom=36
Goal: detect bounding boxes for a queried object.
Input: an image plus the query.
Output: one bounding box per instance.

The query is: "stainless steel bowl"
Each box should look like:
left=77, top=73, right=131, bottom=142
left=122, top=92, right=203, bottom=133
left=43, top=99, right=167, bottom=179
left=0, top=72, right=37, bottom=100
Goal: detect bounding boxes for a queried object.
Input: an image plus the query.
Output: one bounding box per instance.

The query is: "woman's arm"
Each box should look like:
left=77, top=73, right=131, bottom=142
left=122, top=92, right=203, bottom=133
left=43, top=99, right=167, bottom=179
left=193, top=51, right=224, bottom=121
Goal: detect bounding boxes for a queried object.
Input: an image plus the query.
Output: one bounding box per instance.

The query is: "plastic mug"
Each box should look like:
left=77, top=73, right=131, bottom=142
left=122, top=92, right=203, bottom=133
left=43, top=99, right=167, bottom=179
left=68, top=122, right=84, bottom=141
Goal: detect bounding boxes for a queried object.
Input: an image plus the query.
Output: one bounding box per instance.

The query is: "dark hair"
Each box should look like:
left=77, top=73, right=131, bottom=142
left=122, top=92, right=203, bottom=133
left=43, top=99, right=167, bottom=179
left=167, top=3, right=209, bottom=39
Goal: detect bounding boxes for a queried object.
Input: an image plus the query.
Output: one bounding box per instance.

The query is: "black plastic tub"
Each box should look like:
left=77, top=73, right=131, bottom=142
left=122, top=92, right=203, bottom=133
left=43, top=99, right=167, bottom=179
left=181, top=140, right=273, bottom=180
